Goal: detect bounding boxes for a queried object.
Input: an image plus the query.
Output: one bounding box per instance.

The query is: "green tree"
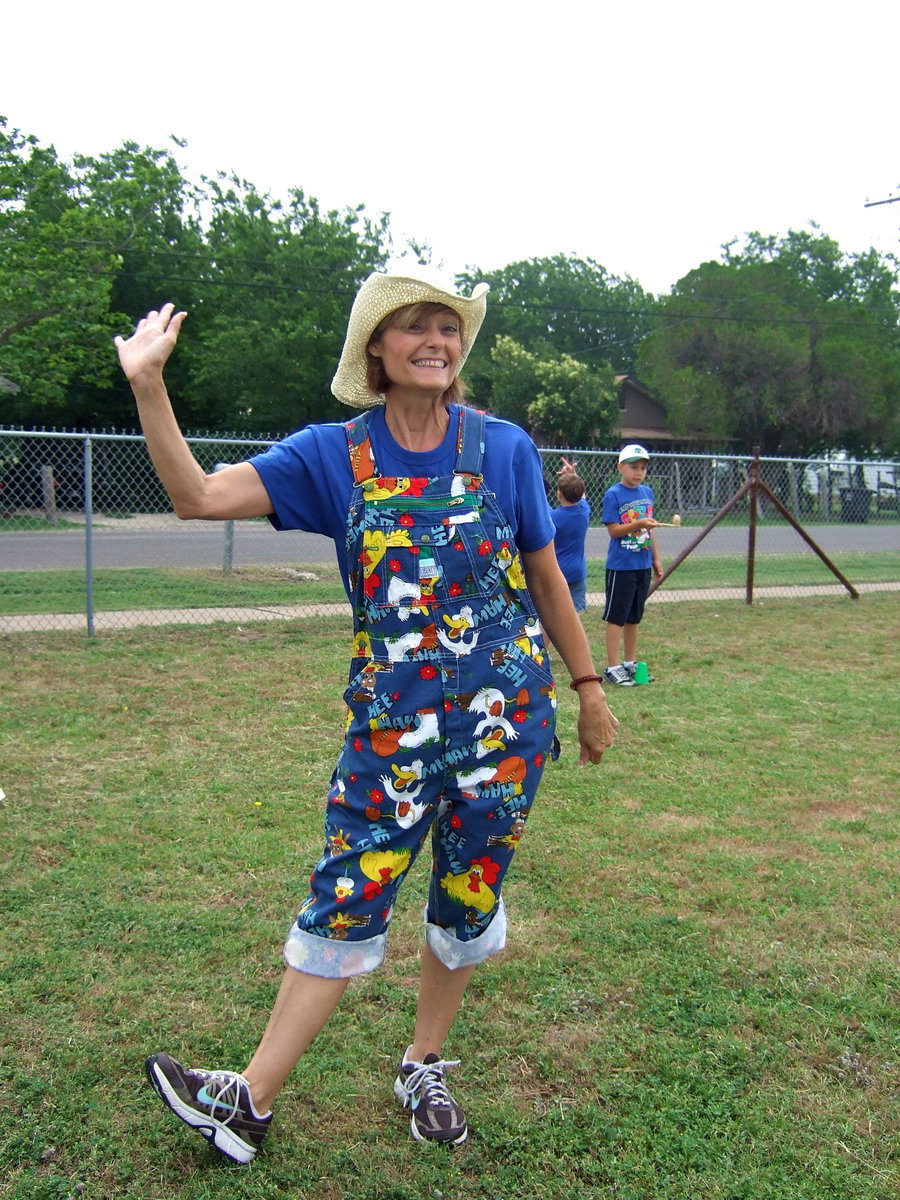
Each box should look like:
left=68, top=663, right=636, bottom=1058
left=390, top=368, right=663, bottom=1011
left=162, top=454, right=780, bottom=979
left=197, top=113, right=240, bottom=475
left=637, top=234, right=900, bottom=456
left=1, top=122, right=392, bottom=434
left=457, top=253, right=656, bottom=405
left=80, top=139, right=205, bottom=428
left=0, top=120, right=121, bottom=418
left=729, top=229, right=900, bottom=456
left=729, top=228, right=900, bottom=325
left=183, top=175, right=389, bottom=433
left=489, top=335, right=618, bottom=447
left=0, top=121, right=203, bottom=428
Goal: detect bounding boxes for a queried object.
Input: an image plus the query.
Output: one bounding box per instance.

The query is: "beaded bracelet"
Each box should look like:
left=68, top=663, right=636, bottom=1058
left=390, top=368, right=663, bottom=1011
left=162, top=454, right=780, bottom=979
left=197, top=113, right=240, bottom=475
left=569, top=674, right=604, bottom=691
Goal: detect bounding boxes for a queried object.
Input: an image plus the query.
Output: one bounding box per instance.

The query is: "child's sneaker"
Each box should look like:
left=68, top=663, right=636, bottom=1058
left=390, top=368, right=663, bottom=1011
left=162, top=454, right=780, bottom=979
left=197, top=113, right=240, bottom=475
left=393, top=1052, right=468, bottom=1145
left=146, top=1052, right=272, bottom=1164
left=603, top=665, right=635, bottom=686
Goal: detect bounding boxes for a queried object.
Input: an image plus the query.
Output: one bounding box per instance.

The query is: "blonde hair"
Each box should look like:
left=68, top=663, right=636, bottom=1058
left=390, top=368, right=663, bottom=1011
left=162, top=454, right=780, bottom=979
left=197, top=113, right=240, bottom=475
left=365, top=302, right=469, bottom=404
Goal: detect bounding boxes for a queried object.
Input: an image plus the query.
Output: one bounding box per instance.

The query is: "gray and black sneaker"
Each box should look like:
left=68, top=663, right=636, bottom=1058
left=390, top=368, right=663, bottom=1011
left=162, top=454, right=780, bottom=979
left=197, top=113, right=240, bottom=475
left=146, top=1052, right=272, bottom=1164
left=603, top=665, right=635, bottom=686
left=393, top=1053, right=468, bottom=1145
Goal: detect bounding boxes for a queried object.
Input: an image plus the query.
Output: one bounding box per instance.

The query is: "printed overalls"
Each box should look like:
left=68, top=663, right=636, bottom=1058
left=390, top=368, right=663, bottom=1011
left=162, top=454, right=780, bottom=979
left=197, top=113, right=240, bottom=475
left=284, top=407, right=559, bottom=978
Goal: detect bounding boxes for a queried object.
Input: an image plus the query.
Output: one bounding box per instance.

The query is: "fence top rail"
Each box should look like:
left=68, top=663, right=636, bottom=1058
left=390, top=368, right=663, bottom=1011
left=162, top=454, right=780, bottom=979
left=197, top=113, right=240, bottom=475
left=0, top=428, right=276, bottom=447
left=536, top=445, right=899, bottom=469
left=0, top=428, right=896, bottom=471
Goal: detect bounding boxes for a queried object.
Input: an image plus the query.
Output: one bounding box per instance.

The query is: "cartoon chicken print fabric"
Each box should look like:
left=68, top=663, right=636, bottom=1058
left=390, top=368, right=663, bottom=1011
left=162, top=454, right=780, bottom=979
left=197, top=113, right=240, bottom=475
left=284, top=412, right=559, bottom=979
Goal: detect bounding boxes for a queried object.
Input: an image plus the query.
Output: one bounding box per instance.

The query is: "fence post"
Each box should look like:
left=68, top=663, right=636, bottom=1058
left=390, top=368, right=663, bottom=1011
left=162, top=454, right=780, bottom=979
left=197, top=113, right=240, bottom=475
left=817, top=467, right=828, bottom=519
left=41, top=464, right=58, bottom=524
left=84, top=436, right=95, bottom=637
left=214, top=464, right=234, bottom=573
left=674, top=460, right=684, bottom=512
left=787, top=461, right=800, bottom=515
left=746, top=451, right=760, bottom=604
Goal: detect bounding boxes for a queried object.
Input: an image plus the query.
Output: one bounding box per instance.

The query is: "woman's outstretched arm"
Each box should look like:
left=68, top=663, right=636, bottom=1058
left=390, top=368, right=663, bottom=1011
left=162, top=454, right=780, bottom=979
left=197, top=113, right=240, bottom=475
left=115, top=304, right=273, bottom=520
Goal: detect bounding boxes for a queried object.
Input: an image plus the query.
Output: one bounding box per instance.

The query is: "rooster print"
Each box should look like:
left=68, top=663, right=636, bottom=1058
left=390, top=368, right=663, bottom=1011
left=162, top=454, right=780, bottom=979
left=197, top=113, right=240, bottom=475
left=439, top=856, right=502, bottom=914
left=359, top=848, right=411, bottom=902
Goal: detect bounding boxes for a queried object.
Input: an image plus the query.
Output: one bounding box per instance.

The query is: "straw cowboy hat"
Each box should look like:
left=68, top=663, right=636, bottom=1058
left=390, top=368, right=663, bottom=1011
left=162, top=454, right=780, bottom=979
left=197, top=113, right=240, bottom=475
left=331, top=271, right=490, bottom=408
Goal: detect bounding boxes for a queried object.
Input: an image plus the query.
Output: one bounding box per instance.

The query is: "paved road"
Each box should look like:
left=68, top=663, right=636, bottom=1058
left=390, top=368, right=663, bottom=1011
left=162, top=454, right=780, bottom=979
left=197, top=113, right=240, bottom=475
left=0, top=522, right=338, bottom=571
left=1, top=516, right=898, bottom=572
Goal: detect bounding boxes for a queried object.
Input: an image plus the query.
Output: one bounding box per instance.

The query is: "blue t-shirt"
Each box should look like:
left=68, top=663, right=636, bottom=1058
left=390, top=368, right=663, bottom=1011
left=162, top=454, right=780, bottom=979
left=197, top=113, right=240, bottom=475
left=602, top=481, right=655, bottom=570
left=551, top=497, right=590, bottom=582
left=248, top=405, right=556, bottom=598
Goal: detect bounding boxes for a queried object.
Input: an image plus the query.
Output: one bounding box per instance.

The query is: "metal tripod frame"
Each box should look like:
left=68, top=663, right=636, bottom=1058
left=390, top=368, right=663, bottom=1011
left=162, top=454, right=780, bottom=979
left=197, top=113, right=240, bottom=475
left=648, top=450, right=859, bottom=604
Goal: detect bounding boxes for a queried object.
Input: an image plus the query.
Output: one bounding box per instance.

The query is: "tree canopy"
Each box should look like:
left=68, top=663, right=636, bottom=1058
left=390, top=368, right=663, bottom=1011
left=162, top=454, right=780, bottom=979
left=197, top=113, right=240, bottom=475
left=488, top=335, right=619, bottom=447
left=0, top=119, right=389, bottom=433
left=636, top=232, right=900, bottom=456
left=2, top=120, right=898, bottom=457
left=451, top=254, right=655, bottom=441
left=457, top=253, right=655, bottom=387
left=179, top=176, right=388, bottom=432
left=1, top=122, right=125, bottom=411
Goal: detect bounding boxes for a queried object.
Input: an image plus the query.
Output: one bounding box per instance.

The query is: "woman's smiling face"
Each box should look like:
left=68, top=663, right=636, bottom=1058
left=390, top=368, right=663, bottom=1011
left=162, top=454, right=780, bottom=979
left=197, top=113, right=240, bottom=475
left=369, top=306, right=462, bottom=396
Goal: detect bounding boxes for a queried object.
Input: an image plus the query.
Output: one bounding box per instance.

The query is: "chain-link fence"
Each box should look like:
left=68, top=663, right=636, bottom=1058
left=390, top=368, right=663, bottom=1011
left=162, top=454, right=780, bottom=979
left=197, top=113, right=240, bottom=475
left=2, top=427, right=898, bottom=635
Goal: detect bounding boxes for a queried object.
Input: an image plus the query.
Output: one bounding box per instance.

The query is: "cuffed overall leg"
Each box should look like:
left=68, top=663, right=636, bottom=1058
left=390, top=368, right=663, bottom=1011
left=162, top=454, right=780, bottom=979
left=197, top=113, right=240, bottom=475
left=284, top=640, right=557, bottom=978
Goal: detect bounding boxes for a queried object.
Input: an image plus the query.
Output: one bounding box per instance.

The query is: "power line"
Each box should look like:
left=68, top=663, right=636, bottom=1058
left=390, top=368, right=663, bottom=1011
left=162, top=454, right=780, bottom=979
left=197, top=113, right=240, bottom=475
left=116, top=274, right=896, bottom=333
left=7, top=236, right=897, bottom=333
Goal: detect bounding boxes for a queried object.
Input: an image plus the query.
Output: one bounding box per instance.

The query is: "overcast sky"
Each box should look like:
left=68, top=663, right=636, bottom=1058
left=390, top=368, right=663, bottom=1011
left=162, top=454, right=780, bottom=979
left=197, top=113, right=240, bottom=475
left=4, top=1, right=898, bottom=296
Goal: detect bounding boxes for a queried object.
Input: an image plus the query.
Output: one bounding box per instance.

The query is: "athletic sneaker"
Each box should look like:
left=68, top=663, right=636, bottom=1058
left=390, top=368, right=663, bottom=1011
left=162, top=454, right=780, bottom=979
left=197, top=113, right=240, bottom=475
left=145, top=1052, right=272, bottom=1164
left=393, top=1053, right=468, bottom=1145
left=603, top=665, right=635, bottom=686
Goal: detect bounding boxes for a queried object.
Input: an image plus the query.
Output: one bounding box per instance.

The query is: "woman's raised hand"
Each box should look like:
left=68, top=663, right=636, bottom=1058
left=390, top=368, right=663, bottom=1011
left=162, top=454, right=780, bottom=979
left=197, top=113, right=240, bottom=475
left=115, top=303, right=186, bottom=383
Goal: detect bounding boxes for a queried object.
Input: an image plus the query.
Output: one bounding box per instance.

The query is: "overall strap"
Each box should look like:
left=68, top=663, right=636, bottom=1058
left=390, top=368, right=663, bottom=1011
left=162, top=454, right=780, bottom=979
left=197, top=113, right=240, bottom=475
left=454, top=406, right=485, bottom=476
left=345, top=412, right=377, bottom=484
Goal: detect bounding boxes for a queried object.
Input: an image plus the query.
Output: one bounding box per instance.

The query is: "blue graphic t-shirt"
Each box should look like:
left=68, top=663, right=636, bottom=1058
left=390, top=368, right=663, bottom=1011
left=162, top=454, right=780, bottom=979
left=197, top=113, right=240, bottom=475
left=248, top=405, right=556, bottom=599
left=602, top=481, right=655, bottom=570
left=552, top=497, right=590, bottom=582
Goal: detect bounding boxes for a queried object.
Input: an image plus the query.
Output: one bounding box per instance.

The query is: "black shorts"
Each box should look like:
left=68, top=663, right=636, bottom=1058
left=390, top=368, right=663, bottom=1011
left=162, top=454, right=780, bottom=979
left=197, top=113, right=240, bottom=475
left=603, top=568, right=651, bottom=626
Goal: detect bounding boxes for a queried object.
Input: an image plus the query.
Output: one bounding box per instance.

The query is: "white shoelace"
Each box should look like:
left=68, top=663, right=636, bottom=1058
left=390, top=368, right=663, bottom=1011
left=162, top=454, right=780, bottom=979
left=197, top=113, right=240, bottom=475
left=400, top=1058, right=460, bottom=1108
left=194, top=1068, right=245, bottom=1123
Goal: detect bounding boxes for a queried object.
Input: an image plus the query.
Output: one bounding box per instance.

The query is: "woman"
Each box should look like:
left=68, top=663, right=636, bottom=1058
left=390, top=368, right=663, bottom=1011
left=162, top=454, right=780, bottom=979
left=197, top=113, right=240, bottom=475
left=115, top=272, right=617, bottom=1163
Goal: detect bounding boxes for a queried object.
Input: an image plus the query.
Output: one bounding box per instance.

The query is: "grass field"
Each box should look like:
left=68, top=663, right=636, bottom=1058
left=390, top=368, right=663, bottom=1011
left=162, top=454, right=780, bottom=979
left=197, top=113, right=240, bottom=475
left=2, top=596, right=898, bottom=1199
left=2, top=551, right=899, bottom=616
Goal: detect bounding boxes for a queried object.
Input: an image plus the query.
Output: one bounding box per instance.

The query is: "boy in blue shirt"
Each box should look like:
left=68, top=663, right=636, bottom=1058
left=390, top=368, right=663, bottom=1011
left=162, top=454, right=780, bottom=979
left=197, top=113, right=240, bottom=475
left=601, top=444, right=663, bottom=685
left=552, top=459, right=591, bottom=612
